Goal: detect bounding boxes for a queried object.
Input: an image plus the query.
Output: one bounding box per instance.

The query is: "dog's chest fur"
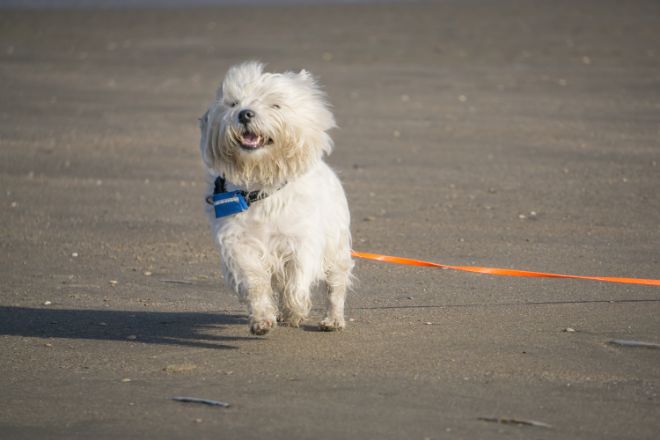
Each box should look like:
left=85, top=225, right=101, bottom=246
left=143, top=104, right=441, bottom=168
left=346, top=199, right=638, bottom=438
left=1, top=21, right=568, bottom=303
left=208, top=160, right=347, bottom=287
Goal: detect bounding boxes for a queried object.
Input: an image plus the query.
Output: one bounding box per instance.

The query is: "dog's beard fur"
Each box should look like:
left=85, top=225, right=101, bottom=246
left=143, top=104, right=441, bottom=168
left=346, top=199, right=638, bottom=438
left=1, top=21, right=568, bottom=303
left=200, top=61, right=335, bottom=190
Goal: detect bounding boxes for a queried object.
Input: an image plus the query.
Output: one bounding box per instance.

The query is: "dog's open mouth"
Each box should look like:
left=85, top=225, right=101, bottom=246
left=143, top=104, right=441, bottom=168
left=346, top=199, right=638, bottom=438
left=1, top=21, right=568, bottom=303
left=239, top=132, right=273, bottom=151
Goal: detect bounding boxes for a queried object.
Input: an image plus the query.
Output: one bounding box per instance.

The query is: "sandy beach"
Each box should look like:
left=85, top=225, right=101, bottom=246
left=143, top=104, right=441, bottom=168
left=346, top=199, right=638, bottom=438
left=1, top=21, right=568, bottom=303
left=1, top=1, right=659, bottom=438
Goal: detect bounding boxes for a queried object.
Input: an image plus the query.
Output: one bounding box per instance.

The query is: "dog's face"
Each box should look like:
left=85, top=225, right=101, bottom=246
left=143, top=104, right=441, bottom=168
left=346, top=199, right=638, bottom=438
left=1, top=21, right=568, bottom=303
left=200, top=61, right=336, bottom=189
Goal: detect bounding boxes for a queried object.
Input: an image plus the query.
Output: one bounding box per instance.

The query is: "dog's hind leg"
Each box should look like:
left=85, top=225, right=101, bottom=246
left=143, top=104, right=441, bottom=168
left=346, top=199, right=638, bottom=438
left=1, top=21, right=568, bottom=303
left=320, top=251, right=353, bottom=331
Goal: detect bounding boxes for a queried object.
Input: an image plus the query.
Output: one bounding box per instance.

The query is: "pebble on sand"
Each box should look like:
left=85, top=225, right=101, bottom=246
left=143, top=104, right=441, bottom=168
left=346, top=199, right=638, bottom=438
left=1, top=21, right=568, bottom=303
left=163, top=363, right=197, bottom=374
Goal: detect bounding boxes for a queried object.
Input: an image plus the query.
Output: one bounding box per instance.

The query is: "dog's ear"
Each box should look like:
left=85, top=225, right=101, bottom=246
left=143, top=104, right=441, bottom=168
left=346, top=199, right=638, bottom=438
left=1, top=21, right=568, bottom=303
left=282, top=68, right=316, bottom=87
left=198, top=107, right=216, bottom=170
left=292, top=69, right=336, bottom=132
left=298, top=69, right=312, bottom=81
left=198, top=109, right=209, bottom=130
left=295, top=69, right=318, bottom=88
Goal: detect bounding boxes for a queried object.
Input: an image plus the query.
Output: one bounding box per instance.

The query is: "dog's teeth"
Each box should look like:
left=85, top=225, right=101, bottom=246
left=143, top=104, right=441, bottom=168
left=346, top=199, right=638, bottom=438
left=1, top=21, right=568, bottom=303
left=241, top=133, right=262, bottom=148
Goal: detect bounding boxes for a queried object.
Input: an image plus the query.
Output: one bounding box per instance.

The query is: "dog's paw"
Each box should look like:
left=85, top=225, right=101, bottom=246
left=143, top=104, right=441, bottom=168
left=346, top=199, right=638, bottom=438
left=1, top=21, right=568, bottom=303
left=278, top=313, right=305, bottom=328
left=319, top=317, right=345, bottom=332
left=250, top=319, right=276, bottom=336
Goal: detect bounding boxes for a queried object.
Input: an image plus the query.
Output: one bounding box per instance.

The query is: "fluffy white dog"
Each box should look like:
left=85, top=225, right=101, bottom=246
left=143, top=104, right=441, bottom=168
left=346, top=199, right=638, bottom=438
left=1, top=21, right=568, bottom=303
left=199, top=61, right=353, bottom=335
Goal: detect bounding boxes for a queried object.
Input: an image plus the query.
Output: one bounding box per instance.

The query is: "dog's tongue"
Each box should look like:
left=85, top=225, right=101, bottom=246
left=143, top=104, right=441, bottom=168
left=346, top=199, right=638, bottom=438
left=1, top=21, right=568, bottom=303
left=241, top=133, right=261, bottom=148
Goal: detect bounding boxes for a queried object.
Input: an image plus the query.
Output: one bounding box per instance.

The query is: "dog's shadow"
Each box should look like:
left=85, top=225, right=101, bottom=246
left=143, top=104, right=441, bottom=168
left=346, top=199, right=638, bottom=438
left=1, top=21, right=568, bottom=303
left=0, top=306, right=253, bottom=350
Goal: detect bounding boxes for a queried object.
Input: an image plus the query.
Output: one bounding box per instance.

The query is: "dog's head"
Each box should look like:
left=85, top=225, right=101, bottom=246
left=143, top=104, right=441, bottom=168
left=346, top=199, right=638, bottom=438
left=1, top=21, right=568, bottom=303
left=200, top=61, right=336, bottom=189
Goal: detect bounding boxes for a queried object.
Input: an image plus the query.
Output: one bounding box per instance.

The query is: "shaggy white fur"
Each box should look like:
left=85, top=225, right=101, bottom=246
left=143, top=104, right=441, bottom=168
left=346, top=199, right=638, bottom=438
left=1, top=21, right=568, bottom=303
left=199, top=61, right=353, bottom=335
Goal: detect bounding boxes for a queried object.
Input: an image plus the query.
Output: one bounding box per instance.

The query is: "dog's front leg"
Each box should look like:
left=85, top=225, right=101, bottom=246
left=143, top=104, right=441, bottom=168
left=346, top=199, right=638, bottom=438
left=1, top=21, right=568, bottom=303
left=222, top=243, right=278, bottom=336
left=279, top=257, right=314, bottom=328
left=245, top=280, right=277, bottom=336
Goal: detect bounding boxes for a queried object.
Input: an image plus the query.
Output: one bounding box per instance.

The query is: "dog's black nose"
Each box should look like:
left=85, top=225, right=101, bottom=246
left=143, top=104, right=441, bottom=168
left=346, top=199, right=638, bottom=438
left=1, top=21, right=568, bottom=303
left=238, top=109, right=255, bottom=124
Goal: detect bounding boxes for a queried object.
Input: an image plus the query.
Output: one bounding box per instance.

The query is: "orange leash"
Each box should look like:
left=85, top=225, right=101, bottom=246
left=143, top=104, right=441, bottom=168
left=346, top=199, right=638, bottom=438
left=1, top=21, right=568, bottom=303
left=351, top=251, right=660, bottom=287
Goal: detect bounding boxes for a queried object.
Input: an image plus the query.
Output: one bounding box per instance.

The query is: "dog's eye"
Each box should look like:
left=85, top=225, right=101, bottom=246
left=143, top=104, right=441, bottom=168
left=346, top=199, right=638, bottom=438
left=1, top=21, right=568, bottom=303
left=272, top=104, right=280, bottom=109
left=228, top=101, right=237, bottom=108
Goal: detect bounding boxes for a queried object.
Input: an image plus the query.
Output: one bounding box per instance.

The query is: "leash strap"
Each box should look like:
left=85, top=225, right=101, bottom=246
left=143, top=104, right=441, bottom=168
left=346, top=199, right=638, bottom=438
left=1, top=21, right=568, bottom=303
left=351, top=251, right=660, bottom=287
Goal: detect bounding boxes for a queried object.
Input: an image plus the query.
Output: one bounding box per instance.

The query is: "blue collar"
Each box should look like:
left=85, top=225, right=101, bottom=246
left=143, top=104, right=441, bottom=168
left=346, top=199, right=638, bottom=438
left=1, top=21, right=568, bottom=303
left=206, top=176, right=284, bottom=218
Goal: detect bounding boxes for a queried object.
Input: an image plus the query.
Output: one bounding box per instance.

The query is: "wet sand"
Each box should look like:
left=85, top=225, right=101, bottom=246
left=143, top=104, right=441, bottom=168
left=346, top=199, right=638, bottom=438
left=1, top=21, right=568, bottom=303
left=1, top=1, right=659, bottom=438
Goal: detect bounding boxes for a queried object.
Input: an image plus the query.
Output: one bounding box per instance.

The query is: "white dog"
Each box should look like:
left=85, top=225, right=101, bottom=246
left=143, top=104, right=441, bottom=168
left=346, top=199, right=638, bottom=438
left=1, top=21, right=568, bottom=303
left=199, top=61, right=353, bottom=335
